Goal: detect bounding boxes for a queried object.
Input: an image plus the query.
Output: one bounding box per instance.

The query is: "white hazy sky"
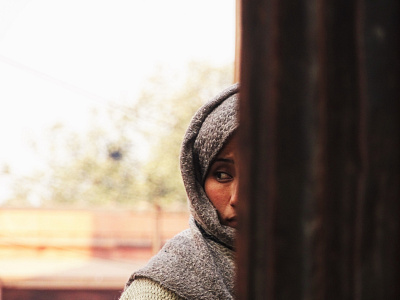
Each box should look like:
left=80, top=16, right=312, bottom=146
left=0, top=0, right=236, bottom=202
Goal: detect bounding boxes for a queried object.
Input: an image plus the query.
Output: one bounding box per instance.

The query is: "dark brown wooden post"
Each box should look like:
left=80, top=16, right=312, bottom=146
left=236, top=0, right=399, bottom=299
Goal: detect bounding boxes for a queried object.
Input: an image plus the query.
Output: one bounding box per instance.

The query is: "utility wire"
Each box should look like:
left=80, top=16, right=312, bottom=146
left=0, top=54, right=125, bottom=112
left=0, top=54, right=176, bottom=128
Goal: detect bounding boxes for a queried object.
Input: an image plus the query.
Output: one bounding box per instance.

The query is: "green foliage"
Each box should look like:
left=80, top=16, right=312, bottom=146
left=135, top=61, right=234, bottom=207
left=45, top=138, right=139, bottom=207
left=4, top=61, right=234, bottom=209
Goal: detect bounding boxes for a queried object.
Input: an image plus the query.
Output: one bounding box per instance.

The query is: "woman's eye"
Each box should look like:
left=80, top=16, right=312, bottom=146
left=216, top=172, right=232, bottom=181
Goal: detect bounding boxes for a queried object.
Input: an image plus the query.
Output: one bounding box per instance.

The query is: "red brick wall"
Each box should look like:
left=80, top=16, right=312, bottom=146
left=0, top=208, right=190, bottom=260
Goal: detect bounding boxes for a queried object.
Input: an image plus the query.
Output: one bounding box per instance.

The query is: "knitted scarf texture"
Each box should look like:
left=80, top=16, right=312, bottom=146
left=125, top=83, right=239, bottom=299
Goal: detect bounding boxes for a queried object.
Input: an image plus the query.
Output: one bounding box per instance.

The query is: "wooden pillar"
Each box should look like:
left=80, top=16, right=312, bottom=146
left=236, top=0, right=399, bottom=299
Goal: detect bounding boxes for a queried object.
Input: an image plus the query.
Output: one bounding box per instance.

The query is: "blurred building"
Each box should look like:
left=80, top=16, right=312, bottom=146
left=0, top=208, right=189, bottom=300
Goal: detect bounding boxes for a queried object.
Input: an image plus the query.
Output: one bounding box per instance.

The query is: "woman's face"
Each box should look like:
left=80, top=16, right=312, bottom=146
left=204, top=136, right=238, bottom=228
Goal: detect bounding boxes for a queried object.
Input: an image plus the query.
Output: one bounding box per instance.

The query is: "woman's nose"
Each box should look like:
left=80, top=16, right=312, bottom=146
left=230, top=181, right=239, bottom=206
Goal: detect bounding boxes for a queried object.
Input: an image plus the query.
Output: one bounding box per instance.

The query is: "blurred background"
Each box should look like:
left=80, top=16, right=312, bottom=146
left=0, top=0, right=236, bottom=299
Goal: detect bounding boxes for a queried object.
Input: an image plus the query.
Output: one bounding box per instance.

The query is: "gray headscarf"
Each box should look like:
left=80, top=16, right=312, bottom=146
left=125, top=83, right=239, bottom=299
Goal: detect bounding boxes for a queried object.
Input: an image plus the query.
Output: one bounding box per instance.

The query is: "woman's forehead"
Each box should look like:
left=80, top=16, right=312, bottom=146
left=217, top=135, right=237, bottom=158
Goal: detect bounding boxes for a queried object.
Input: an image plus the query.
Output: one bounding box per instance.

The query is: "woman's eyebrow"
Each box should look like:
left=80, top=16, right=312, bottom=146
left=214, top=158, right=234, bottom=164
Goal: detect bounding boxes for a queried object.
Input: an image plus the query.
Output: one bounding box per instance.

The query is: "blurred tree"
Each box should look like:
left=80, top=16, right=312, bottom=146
left=9, top=122, right=142, bottom=208
left=46, top=131, right=139, bottom=207
left=3, top=61, right=233, bottom=209
left=135, top=61, right=234, bottom=208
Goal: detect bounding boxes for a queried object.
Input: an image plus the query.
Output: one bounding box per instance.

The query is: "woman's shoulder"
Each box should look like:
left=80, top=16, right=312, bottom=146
left=119, top=277, right=184, bottom=300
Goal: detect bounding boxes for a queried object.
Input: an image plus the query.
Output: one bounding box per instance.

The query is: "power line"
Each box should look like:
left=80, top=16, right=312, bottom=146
left=0, top=54, right=126, bottom=112
left=0, top=54, right=177, bottom=127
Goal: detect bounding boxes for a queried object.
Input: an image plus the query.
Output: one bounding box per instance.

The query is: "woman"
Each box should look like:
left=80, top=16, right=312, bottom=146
left=120, top=83, right=239, bottom=300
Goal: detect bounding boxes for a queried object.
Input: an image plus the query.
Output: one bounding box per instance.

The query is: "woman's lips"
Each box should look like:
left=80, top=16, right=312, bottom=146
left=227, top=216, right=237, bottom=228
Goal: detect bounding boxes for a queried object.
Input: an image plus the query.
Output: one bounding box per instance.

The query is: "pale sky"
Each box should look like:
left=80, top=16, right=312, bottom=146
left=0, top=0, right=236, bottom=202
